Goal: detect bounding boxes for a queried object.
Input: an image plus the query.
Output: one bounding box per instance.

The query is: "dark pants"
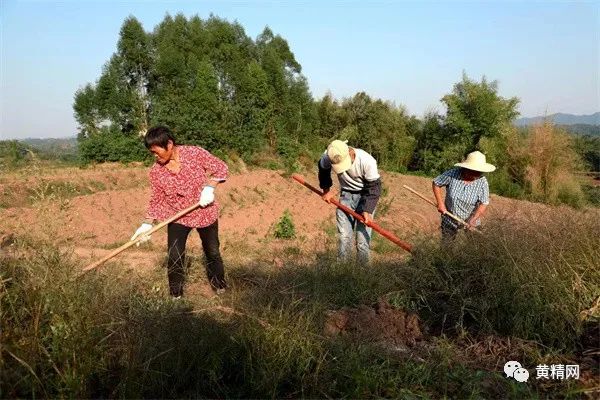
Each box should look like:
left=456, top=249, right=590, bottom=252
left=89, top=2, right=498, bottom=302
left=441, top=223, right=459, bottom=242
left=167, top=220, right=226, bottom=297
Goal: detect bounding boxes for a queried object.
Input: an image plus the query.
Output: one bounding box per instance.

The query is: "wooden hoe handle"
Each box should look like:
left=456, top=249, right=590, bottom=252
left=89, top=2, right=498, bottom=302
left=402, top=185, right=482, bottom=233
left=82, top=202, right=203, bottom=273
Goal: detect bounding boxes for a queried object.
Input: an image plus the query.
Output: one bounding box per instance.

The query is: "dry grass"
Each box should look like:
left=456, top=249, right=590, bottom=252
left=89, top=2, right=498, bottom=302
left=524, top=122, right=586, bottom=206
left=403, top=211, right=600, bottom=349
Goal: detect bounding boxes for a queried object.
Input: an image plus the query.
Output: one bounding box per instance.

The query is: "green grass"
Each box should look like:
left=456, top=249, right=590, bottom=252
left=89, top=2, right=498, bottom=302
left=2, top=208, right=598, bottom=398
left=273, top=209, right=296, bottom=239
left=0, top=246, right=531, bottom=398
left=371, top=232, right=402, bottom=254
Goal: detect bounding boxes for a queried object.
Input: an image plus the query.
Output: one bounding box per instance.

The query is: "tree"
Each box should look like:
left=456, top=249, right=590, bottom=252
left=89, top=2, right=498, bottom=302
left=233, top=61, right=272, bottom=153
left=74, top=14, right=316, bottom=162
left=573, top=134, right=600, bottom=172
left=116, top=16, right=152, bottom=134
left=336, top=93, right=415, bottom=171
left=256, top=26, right=307, bottom=147
left=316, top=93, right=344, bottom=140
left=73, top=84, right=100, bottom=139
left=442, top=73, right=520, bottom=150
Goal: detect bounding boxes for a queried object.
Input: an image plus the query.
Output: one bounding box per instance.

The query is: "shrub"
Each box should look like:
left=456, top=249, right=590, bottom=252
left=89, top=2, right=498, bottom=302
left=0, top=140, right=29, bottom=169
left=481, top=123, right=588, bottom=207
left=582, top=184, right=600, bottom=206
left=486, top=169, right=526, bottom=199
left=274, top=209, right=296, bottom=239
left=480, top=131, right=528, bottom=199
left=78, top=128, right=148, bottom=163
left=421, top=142, right=470, bottom=176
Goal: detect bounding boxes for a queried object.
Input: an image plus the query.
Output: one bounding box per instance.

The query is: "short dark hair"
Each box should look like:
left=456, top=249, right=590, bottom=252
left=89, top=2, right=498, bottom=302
left=144, top=126, right=176, bottom=149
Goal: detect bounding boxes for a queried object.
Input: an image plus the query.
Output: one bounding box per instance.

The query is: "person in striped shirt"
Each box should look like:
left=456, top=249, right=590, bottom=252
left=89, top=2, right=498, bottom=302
left=318, top=140, right=382, bottom=264
left=432, top=151, right=495, bottom=240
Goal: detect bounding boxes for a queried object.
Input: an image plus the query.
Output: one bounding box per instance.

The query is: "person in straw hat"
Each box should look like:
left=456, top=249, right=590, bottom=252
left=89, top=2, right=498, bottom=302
left=432, top=151, right=495, bottom=240
left=318, top=140, right=381, bottom=264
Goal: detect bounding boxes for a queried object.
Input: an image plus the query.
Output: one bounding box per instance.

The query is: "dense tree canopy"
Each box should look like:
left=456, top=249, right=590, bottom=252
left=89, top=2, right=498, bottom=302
left=74, top=15, right=316, bottom=160
left=410, top=74, right=520, bottom=173
left=442, top=73, right=520, bottom=149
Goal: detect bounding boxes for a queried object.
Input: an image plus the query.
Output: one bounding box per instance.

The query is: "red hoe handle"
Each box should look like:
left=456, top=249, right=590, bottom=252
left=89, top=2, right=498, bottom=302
left=292, top=174, right=412, bottom=253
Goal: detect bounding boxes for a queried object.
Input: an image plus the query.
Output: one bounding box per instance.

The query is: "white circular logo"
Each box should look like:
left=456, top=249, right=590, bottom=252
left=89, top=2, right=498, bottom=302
left=513, top=367, right=530, bottom=382
left=504, top=361, right=522, bottom=378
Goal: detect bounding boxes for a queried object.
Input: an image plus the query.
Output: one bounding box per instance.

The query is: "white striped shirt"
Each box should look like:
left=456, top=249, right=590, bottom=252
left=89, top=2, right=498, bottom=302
left=319, top=148, right=380, bottom=191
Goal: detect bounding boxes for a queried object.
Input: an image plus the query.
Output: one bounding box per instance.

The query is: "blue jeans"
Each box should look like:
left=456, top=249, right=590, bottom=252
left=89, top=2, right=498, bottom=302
left=336, top=191, right=374, bottom=264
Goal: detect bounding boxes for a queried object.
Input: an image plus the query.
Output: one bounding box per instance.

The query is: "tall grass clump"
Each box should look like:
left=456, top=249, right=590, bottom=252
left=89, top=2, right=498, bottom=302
left=525, top=122, right=586, bottom=207
left=0, top=241, right=241, bottom=398
left=483, top=122, right=588, bottom=208
left=0, top=243, right=133, bottom=397
left=402, top=211, right=600, bottom=349
left=0, top=140, right=30, bottom=170
left=227, top=260, right=535, bottom=398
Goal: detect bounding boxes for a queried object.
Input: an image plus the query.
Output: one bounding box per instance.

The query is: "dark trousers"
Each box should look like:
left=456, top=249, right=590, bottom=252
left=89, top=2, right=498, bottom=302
left=167, top=220, right=226, bottom=297
left=441, top=224, right=459, bottom=242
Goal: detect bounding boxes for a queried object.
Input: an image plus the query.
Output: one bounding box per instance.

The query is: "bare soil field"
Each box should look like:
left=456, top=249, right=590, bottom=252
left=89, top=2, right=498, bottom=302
left=2, top=162, right=594, bottom=279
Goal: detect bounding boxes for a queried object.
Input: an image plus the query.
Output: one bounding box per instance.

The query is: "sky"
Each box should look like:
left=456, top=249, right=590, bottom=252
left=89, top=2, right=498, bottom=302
left=0, top=0, right=598, bottom=139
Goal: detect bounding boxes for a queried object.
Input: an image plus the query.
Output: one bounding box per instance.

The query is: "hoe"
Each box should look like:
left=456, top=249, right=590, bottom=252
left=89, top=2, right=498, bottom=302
left=292, top=174, right=412, bottom=253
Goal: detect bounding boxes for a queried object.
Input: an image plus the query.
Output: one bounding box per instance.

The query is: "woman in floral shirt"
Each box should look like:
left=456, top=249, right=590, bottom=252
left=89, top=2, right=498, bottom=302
left=130, top=126, right=229, bottom=297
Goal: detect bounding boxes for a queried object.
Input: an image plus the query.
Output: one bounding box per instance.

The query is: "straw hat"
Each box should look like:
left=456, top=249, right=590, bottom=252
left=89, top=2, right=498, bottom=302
left=327, top=140, right=352, bottom=173
left=454, top=151, right=496, bottom=173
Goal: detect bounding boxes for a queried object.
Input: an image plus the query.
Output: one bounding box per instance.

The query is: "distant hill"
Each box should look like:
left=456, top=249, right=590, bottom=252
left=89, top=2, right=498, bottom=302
left=559, top=124, right=600, bottom=136
left=21, top=137, right=78, bottom=151
left=19, top=137, right=78, bottom=160
left=515, top=112, right=600, bottom=126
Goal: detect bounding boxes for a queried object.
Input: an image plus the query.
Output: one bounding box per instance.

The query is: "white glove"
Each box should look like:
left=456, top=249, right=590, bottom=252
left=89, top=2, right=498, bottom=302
left=199, top=186, right=215, bottom=207
left=131, top=223, right=152, bottom=246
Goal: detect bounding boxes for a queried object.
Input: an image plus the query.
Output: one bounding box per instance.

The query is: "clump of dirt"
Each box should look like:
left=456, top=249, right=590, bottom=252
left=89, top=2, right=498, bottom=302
left=0, top=232, right=15, bottom=248
left=324, top=298, right=423, bottom=346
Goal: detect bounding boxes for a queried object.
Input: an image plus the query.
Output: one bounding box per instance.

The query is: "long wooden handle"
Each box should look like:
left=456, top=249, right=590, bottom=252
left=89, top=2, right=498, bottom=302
left=292, top=174, right=412, bottom=253
left=81, top=202, right=203, bottom=273
left=402, top=185, right=481, bottom=233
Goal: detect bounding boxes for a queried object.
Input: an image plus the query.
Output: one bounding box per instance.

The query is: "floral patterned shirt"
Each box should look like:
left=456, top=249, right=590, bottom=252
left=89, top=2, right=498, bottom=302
left=146, top=145, right=228, bottom=228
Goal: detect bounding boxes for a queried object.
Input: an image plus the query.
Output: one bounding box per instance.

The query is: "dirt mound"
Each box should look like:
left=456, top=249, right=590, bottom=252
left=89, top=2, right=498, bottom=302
left=324, top=298, right=423, bottom=346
